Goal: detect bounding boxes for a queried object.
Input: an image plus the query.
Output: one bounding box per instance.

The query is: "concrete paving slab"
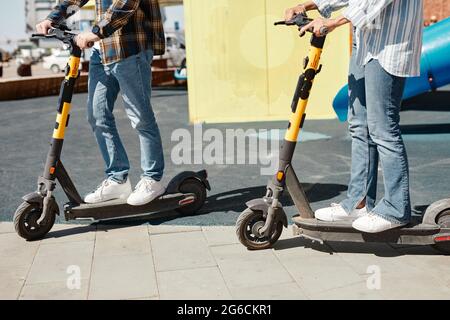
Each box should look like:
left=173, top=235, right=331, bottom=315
left=273, top=239, right=364, bottom=296
left=26, top=240, right=94, bottom=284
left=210, top=244, right=293, bottom=289
left=95, top=225, right=151, bottom=257
left=150, top=231, right=216, bottom=272
left=388, top=245, right=450, bottom=289
left=19, top=280, right=89, bottom=300
left=88, top=253, right=158, bottom=300
left=148, top=224, right=201, bottom=235
left=310, top=281, right=383, bottom=300
left=326, top=242, right=410, bottom=275
left=42, top=224, right=96, bottom=244
left=157, top=267, right=231, bottom=300
left=0, top=222, right=14, bottom=234
left=202, top=226, right=239, bottom=247
left=0, top=264, right=30, bottom=300
left=0, top=233, right=40, bottom=268
left=306, top=242, right=450, bottom=299
left=230, top=282, right=308, bottom=300
left=378, top=272, right=450, bottom=300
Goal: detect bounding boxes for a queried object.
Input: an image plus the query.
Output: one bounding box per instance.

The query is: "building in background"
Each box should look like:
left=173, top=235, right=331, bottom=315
left=65, top=0, right=96, bottom=31
left=424, top=0, right=450, bottom=23
left=25, top=0, right=57, bottom=34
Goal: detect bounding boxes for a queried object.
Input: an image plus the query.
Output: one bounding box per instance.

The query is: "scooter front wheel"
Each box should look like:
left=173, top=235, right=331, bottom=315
left=14, top=200, right=57, bottom=241
left=236, top=208, right=283, bottom=250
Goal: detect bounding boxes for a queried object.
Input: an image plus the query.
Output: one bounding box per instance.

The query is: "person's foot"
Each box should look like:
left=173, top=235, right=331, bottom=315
left=315, top=203, right=367, bottom=222
left=127, top=177, right=166, bottom=206
left=84, top=178, right=132, bottom=204
left=352, top=213, right=407, bottom=233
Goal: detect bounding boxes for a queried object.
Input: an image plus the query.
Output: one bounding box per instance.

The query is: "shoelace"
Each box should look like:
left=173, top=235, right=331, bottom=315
left=329, top=203, right=344, bottom=213
left=366, top=213, right=379, bottom=221
left=92, top=179, right=112, bottom=196
left=135, top=179, right=156, bottom=193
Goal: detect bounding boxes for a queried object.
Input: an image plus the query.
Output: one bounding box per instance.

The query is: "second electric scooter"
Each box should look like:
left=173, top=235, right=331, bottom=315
left=235, top=14, right=450, bottom=254
left=14, top=26, right=210, bottom=241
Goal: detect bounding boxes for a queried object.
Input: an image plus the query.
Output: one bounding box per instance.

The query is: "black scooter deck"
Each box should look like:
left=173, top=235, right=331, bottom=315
left=292, top=216, right=442, bottom=245
left=64, top=193, right=194, bottom=221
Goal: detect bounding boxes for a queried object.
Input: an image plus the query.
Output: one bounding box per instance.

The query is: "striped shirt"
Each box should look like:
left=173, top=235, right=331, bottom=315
left=312, top=0, right=423, bottom=77
left=48, top=0, right=165, bottom=64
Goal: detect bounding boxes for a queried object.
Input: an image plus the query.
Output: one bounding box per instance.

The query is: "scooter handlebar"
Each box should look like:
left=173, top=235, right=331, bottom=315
left=275, top=13, right=328, bottom=37
left=31, top=27, right=94, bottom=49
left=274, top=13, right=313, bottom=28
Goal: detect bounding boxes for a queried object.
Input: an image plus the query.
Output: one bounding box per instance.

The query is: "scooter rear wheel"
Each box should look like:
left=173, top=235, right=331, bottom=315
left=175, top=178, right=207, bottom=215
left=14, top=200, right=57, bottom=241
left=432, top=210, right=450, bottom=255
left=236, top=209, right=283, bottom=250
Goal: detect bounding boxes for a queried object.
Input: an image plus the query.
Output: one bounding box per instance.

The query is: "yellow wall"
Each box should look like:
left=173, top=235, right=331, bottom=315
left=184, top=0, right=349, bottom=123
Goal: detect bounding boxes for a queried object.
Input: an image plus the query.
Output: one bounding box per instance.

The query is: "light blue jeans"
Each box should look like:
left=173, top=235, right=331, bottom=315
left=87, top=48, right=164, bottom=183
left=340, top=52, right=411, bottom=224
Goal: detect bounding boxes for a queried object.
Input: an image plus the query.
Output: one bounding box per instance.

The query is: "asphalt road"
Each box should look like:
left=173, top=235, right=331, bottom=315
left=1, top=89, right=450, bottom=226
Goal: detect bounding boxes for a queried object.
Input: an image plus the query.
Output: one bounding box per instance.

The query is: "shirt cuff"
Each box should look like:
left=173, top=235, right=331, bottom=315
left=342, top=4, right=368, bottom=28
left=312, top=0, right=333, bottom=18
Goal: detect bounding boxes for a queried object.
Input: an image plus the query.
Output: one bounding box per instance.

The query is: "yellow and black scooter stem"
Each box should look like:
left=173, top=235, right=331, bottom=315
left=42, top=46, right=81, bottom=183
left=275, top=34, right=326, bottom=187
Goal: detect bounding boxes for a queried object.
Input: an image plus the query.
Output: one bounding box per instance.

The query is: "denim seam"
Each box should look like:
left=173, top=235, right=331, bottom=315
left=388, top=76, right=411, bottom=220
left=348, top=125, right=371, bottom=215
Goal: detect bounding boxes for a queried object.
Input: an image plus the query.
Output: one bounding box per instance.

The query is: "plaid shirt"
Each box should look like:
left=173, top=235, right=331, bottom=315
left=47, top=0, right=165, bottom=64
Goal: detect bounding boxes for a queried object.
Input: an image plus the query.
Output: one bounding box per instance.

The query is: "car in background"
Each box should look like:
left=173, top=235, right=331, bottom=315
left=43, top=50, right=83, bottom=73
left=162, top=32, right=186, bottom=67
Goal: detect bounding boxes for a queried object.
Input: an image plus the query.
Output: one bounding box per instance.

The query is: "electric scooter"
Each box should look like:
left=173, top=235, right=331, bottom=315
left=14, top=26, right=211, bottom=241
left=235, top=14, right=450, bottom=254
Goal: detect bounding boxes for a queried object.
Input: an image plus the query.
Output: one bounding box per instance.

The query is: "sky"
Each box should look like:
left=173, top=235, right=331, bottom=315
left=0, top=0, right=184, bottom=50
left=0, top=0, right=27, bottom=40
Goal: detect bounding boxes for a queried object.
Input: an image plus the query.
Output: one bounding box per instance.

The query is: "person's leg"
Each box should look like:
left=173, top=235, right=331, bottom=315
left=340, top=54, right=379, bottom=214
left=111, top=49, right=164, bottom=181
left=84, top=49, right=132, bottom=203
left=87, top=48, right=130, bottom=182
left=315, top=52, right=379, bottom=222
left=356, top=59, right=410, bottom=227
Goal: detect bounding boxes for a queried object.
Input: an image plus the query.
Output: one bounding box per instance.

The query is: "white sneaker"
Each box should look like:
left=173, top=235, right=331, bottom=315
left=84, top=178, right=132, bottom=204
left=127, top=177, right=166, bottom=206
left=315, top=203, right=367, bottom=222
left=352, top=213, right=407, bottom=233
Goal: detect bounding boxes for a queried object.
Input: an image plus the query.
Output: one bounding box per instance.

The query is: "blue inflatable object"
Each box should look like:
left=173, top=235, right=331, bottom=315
left=174, top=68, right=187, bottom=81
left=332, top=17, right=450, bottom=122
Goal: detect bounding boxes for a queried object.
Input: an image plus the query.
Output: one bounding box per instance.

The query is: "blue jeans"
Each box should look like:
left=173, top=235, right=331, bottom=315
left=340, top=53, right=411, bottom=224
left=87, top=48, right=164, bottom=183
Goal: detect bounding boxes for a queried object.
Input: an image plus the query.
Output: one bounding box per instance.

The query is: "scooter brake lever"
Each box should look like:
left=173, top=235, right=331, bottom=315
left=274, top=13, right=313, bottom=27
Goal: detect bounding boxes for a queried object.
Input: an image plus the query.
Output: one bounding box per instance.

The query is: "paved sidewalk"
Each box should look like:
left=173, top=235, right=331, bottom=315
left=1, top=221, right=449, bottom=300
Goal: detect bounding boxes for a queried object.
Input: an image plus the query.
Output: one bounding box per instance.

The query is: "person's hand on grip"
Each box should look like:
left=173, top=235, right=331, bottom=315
left=285, top=4, right=306, bottom=22
left=36, top=19, right=53, bottom=35
left=299, top=18, right=335, bottom=37
left=75, top=31, right=100, bottom=49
